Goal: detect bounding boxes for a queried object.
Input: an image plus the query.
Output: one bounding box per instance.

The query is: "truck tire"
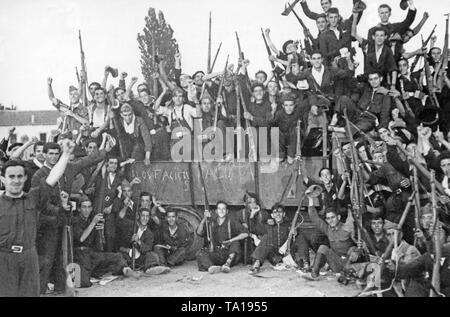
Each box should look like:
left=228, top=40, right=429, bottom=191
left=169, top=206, right=204, bottom=260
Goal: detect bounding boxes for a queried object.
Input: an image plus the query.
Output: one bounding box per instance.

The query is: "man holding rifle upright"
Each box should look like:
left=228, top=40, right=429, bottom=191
left=196, top=201, right=248, bottom=274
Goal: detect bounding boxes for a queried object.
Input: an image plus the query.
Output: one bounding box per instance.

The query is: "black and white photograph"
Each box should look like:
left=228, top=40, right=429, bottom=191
left=0, top=0, right=449, bottom=300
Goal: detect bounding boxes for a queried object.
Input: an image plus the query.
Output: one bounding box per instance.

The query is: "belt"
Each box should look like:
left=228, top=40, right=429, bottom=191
left=75, top=246, right=91, bottom=251
left=0, top=245, right=27, bottom=254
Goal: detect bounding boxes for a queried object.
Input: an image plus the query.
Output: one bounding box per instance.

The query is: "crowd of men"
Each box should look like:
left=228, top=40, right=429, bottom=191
left=1, top=0, right=450, bottom=297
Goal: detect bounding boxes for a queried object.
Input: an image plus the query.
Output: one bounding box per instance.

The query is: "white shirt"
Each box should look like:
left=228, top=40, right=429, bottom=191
left=137, top=226, right=146, bottom=239
left=123, top=114, right=136, bottom=134
left=33, top=158, right=43, bottom=169
left=375, top=46, right=383, bottom=63
left=330, top=28, right=340, bottom=39
left=157, top=104, right=198, bottom=130
left=90, top=105, right=106, bottom=128
left=108, top=173, right=116, bottom=188
left=312, top=65, right=325, bottom=87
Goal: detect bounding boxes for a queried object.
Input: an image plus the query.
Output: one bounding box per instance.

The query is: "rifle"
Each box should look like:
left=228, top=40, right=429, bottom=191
left=282, top=185, right=323, bottom=266
left=151, top=31, right=159, bottom=97
left=238, top=83, right=257, bottom=162
left=433, top=14, right=449, bottom=94
left=78, top=30, right=89, bottom=106
left=280, top=120, right=303, bottom=203
left=62, top=205, right=80, bottom=296
left=287, top=2, right=315, bottom=43
left=210, top=42, right=222, bottom=73
left=430, top=170, right=442, bottom=296
left=261, top=28, right=276, bottom=70
left=235, top=31, right=252, bottom=93
left=343, top=108, right=368, bottom=247
left=411, top=25, right=437, bottom=72
left=281, top=0, right=300, bottom=16
left=207, top=12, right=212, bottom=73
left=197, top=154, right=214, bottom=252
left=75, top=67, right=80, bottom=86
left=94, top=170, right=108, bottom=252
left=131, top=198, right=141, bottom=270
left=422, top=35, right=440, bottom=108
left=213, top=55, right=229, bottom=131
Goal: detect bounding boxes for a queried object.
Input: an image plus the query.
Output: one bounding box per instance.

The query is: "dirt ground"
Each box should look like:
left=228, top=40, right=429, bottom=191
left=76, top=261, right=361, bottom=297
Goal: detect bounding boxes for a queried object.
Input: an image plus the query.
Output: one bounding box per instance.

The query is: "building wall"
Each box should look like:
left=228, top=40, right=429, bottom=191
left=0, top=124, right=58, bottom=143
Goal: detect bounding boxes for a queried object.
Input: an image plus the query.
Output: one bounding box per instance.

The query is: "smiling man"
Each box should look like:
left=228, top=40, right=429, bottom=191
left=0, top=140, right=73, bottom=297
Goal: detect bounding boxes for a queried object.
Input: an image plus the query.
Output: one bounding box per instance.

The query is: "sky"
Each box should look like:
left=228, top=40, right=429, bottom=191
left=0, top=0, right=447, bottom=110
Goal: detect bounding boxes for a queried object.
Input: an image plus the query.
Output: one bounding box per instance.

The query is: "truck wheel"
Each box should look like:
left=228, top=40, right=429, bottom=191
left=170, top=206, right=204, bottom=260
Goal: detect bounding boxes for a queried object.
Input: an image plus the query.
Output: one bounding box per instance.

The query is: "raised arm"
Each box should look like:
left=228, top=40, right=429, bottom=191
left=264, top=29, right=281, bottom=56
left=412, top=12, right=429, bottom=37
left=351, top=12, right=364, bottom=44
left=300, top=0, right=321, bottom=21
left=45, top=139, right=74, bottom=187
left=125, top=76, right=139, bottom=101
left=102, top=66, right=110, bottom=90
left=10, top=137, right=38, bottom=160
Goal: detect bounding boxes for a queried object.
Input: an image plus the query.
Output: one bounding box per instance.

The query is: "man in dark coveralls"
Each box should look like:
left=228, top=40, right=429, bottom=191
left=0, top=139, right=74, bottom=297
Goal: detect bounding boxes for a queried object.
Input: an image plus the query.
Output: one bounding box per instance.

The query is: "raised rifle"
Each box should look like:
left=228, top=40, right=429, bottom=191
left=422, top=35, right=440, bottom=108
left=399, top=78, right=416, bottom=118
left=238, top=82, right=257, bottom=162
left=235, top=32, right=252, bottom=93
left=78, top=30, right=89, bottom=106
left=213, top=55, right=229, bottom=132
left=343, top=108, right=373, bottom=251
left=281, top=185, right=323, bottom=266
left=151, top=31, right=159, bottom=97
left=280, top=120, right=303, bottom=203
left=411, top=25, right=437, bottom=72
left=210, top=42, right=222, bottom=73
left=261, top=28, right=276, bottom=70
left=207, top=12, right=212, bottom=73
left=75, top=67, right=80, bottom=86
left=281, top=0, right=301, bottom=16
left=287, top=2, right=315, bottom=43
left=131, top=198, right=141, bottom=270
left=430, top=170, right=442, bottom=296
left=433, top=14, right=449, bottom=94
left=197, top=152, right=214, bottom=252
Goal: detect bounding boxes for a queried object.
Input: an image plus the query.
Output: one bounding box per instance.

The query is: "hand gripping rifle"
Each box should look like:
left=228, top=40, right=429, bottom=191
left=287, top=2, right=315, bottom=43
left=422, top=35, right=441, bottom=108
left=281, top=185, right=323, bottom=266
left=94, top=171, right=108, bottom=251
left=213, top=55, right=229, bottom=132
left=197, top=154, right=214, bottom=252
left=131, top=198, right=141, bottom=271
left=261, top=28, right=282, bottom=82
left=238, top=82, right=257, bottom=162
left=430, top=170, right=442, bottom=296
left=411, top=25, right=437, bottom=72
left=235, top=32, right=252, bottom=93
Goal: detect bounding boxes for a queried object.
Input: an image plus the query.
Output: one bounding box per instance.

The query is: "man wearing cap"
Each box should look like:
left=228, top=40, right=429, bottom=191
left=47, top=77, right=89, bottom=135
left=263, top=29, right=303, bottom=68
left=0, top=140, right=74, bottom=297
left=113, top=103, right=152, bottom=165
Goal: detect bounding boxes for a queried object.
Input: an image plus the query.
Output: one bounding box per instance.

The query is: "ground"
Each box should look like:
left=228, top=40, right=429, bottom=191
left=75, top=261, right=361, bottom=297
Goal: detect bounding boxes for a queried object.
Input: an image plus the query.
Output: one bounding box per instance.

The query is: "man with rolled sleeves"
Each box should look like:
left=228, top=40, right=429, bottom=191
left=0, top=140, right=74, bottom=297
left=154, top=209, right=191, bottom=267
left=196, top=201, right=248, bottom=274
